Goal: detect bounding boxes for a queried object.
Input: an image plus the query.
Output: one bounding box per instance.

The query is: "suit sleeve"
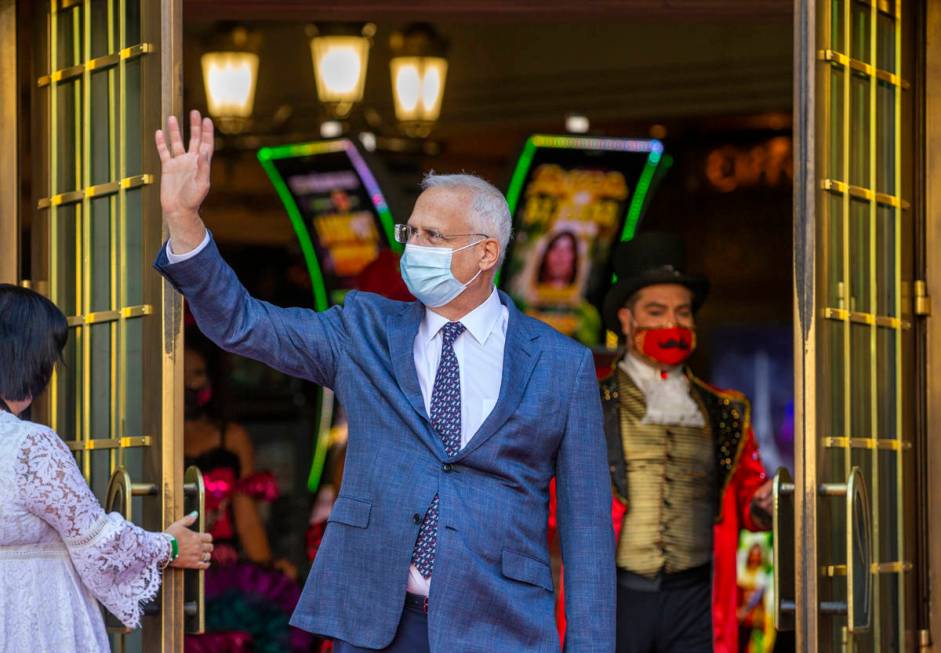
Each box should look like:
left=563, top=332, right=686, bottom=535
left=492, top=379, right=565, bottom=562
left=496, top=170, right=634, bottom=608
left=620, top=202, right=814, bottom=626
left=734, top=427, right=769, bottom=532
left=556, top=348, right=616, bottom=653
left=154, top=234, right=347, bottom=388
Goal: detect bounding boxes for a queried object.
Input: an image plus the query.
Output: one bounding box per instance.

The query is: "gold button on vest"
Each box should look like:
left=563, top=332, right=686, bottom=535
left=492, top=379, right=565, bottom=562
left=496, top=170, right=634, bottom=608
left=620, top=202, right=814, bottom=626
left=615, top=369, right=716, bottom=578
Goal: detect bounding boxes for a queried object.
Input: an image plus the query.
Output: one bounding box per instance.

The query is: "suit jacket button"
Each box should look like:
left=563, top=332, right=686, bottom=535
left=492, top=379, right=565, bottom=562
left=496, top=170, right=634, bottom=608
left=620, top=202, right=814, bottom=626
left=442, top=463, right=453, bottom=472
left=413, top=513, right=422, bottom=524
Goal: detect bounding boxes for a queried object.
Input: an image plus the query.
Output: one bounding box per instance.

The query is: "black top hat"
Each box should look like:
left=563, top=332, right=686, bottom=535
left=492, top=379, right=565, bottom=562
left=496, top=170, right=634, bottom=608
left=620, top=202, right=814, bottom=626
left=602, top=231, right=710, bottom=333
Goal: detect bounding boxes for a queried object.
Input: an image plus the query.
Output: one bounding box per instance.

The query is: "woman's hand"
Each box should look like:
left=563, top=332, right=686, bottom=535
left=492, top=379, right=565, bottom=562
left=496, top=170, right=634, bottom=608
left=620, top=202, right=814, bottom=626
left=165, top=511, right=213, bottom=570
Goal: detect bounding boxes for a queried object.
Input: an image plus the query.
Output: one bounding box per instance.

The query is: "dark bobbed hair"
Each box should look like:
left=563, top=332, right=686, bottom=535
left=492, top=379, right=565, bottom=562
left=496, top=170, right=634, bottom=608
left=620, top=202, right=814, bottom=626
left=0, top=284, right=69, bottom=402
left=536, top=230, right=579, bottom=286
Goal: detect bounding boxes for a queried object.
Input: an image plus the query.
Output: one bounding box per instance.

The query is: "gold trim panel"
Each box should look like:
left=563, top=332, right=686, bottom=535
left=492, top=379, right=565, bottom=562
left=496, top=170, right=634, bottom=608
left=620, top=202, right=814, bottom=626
left=823, top=437, right=912, bottom=451
left=819, top=49, right=909, bottom=88
left=821, top=179, right=910, bottom=209
left=66, top=304, right=153, bottom=327
left=66, top=436, right=152, bottom=451
left=822, top=308, right=909, bottom=329
left=37, top=44, right=154, bottom=88
left=821, top=562, right=912, bottom=576
left=38, top=174, right=154, bottom=209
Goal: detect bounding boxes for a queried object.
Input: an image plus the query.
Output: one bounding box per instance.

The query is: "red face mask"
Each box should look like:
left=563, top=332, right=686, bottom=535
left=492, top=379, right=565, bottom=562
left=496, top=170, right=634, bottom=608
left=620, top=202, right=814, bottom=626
left=633, top=326, right=697, bottom=367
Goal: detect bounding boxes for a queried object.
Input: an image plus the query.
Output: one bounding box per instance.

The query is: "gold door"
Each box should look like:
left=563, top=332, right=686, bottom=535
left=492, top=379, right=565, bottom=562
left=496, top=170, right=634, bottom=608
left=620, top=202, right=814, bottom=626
left=787, top=0, right=918, bottom=650
left=20, top=0, right=194, bottom=651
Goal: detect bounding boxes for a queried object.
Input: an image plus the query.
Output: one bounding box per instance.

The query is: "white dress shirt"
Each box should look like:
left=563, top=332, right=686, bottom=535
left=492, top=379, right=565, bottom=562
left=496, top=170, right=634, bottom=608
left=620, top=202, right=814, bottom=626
left=620, top=353, right=705, bottom=427
left=407, top=286, right=508, bottom=595
left=168, top=236, right=509, bottom=597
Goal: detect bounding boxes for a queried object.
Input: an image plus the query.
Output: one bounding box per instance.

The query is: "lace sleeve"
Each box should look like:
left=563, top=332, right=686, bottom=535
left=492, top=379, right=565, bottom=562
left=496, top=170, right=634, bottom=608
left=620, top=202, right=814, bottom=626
left=15, top=428, right=171, bottom=628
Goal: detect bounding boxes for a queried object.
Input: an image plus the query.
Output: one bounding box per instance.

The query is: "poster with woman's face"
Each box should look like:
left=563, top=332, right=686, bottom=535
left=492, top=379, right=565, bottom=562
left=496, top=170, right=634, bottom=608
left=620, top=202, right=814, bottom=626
left=503, top=138, right=661, bottom=345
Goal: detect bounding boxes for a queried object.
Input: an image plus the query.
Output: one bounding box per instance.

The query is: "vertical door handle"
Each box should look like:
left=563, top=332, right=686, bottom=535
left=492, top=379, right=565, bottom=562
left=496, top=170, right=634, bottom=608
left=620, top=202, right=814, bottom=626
left=772, top=467, right=795, bottom=631
left=819, top=467, right=872, bottom=633
left=104, top=467, right=159, bottom=631
left=183, top=465, right=206, bottom=634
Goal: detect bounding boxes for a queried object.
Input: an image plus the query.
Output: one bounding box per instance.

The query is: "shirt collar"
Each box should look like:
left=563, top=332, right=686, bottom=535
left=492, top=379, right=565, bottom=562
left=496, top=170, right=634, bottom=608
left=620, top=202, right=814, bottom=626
left=619, top=351, right=684, bottom=384
left=419, top=287, right=503, bottom=346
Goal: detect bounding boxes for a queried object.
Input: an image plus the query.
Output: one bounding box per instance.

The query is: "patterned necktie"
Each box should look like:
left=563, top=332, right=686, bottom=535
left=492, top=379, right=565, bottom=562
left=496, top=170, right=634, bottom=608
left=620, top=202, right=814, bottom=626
left=411, top=321, right=466, bottom=578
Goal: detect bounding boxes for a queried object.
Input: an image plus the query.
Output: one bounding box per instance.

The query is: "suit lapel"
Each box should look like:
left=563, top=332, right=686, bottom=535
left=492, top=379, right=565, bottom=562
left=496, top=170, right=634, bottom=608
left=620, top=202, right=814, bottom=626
left=454, top=292, right=540, bottom=461
left=387, top=301, right=433, bottom=425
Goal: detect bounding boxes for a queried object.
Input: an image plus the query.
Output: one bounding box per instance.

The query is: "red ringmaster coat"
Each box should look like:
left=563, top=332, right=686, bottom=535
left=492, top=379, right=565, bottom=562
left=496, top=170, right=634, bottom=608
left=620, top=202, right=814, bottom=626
left=549, top=368, right=769, bottom=653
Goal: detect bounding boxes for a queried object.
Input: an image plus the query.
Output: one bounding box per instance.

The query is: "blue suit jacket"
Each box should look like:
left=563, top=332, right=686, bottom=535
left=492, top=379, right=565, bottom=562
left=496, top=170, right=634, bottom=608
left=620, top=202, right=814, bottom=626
left=155, top=236, right=615, bottom=652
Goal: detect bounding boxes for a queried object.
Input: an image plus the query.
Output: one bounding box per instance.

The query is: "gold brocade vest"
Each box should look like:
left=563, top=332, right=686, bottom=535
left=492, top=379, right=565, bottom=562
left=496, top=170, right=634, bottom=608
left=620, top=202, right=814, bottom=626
left=613, top=369, right=716, bottom=577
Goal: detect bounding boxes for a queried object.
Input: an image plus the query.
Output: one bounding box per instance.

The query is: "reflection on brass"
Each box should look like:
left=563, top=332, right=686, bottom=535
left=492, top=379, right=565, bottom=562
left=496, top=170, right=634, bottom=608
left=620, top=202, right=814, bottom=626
left=823, top=437, right=911, bottom=451
left=772, top=467, right=795, bottom=631
left=66, top=435, right=152, bottom=451
left=65, top=303, right=153, bottom=327
left=919, top=629, right=932, bottom=652
left=817, top=49, right=908, bottom=87
left=37, top=43, right=154, bottom=87
left=183, top=466, right=206, bottom=635
left=37, top=174, right=153, bottom=209
left=915, top=281, right=932, bottom=317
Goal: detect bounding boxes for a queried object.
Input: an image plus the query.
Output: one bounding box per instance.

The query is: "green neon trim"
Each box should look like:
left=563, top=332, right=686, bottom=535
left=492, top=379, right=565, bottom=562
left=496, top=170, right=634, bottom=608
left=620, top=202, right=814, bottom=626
left=621, top=148, right=663, bottom=242
left=505, top=137, right=538, bottom=216
left=256, top=152, right=329, bottom=312
left=259, top=139, right=400, bottom=494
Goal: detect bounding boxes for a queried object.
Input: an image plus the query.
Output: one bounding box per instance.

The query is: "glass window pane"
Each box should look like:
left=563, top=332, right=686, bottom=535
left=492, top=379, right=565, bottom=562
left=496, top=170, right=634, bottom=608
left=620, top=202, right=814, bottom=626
left=825, top=320, right=846, bottom=437
left=827, top=192, right=846, bottom=308
left=851, top=0, right=871, bottom=64
left=124, top=318, right=143, bottom=436
left=850, top=72, right=871, bottom=188
left=876, top=327, right=897, bottom=439
left=850, top=198, right=871, bottom=313
left=878, top=572, right=901, bottom=652
left=877, top=450, right=900, bottom=562
left=876, top=82, right=896, bottom=196
left=91, top=323, right=112, bottom=438
left=124, top=189, right=143, bottom=305
left=89, top=448, right=110, bottom=501
left=54, top=205, right=80, bottom=316
left=57, top=329, right=81, bottom=439
left=56, top=80, right=80, bottom=194
left=850, top=323, right=872, bottom=437
left=830, top=0, right=845, bottom=51
left=90, top=0, right=111, bottom=59
left=55, top=6, right=78, bottom=70
left=90, top=71, right=113, bottom=186
left=124, top=0, right=140, bottom=48
left=876, top=206, right=896, bottom=316
left=125, top=58, right=141, bottom=177
left=91, top=197, right=112, bottom=312
left=876, top=12, right=896, bottom=74
left=829, top=66, right=845, bottom=181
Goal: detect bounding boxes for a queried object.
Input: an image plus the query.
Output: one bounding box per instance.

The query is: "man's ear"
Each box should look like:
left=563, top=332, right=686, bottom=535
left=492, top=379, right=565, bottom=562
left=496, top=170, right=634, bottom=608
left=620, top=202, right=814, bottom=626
left=617, top=306, right=633, bottom=337
left=479, top=238, right=501, bottom=271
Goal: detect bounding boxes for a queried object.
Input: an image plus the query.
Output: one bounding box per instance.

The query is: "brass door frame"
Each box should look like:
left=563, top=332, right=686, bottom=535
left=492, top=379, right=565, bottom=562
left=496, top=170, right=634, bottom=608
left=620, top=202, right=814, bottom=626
left=0, top=0, right=16, bottom=284
left=923, top=4, right=941, bottom=650
left=793, top=2, right=820, bottom=649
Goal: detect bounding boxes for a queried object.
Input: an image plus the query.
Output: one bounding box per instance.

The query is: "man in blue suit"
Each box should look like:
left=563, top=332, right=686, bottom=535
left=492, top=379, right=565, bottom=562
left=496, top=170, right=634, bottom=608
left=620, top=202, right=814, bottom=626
left=154, top=111, right=615, bottom=653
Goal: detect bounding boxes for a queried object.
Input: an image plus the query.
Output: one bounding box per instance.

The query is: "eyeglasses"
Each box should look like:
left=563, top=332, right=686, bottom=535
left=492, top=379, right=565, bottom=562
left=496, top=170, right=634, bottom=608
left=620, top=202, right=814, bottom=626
left=394, top=224, right=489, bottom=247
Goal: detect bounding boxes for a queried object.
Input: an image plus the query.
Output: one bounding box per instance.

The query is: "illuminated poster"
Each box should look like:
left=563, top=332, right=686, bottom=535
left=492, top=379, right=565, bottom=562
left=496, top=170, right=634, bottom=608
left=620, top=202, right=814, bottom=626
left=258, top=139, right=398, bottom=310
left=502, top=136, right=666, bottom=346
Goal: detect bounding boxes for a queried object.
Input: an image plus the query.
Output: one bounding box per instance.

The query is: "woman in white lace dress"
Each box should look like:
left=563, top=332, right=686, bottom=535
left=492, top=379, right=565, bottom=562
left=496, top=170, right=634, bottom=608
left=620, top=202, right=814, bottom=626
left=0, top=284, right=213, bottom=651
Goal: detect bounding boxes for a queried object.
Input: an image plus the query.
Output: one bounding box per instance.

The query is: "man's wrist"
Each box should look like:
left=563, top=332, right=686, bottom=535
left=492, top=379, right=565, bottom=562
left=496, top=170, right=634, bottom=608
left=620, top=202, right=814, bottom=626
left=165, top=215, right=207, bottom=256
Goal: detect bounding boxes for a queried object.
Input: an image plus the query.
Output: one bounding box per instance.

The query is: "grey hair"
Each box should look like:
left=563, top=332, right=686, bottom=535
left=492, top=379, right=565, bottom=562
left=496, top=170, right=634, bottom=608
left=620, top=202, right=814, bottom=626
left=421, top=172, right=512, bottom=264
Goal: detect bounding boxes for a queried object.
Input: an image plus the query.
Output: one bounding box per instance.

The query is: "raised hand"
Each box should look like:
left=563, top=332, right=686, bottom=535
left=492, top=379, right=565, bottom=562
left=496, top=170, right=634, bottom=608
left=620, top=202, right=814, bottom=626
left=155, top=110, right=214, bottom=253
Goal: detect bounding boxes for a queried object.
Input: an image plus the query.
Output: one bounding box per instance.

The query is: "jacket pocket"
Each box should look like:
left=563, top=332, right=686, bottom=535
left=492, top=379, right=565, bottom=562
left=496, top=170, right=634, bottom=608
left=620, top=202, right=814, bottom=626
left=501, top=549, right=553, bottom=591
left=327, top=496, right=372, bottom=528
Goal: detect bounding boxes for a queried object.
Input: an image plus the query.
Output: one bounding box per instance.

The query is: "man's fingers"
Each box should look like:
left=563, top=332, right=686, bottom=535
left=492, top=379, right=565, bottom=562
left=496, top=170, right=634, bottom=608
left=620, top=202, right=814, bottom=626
left=167, top=115, right=185, bottom=156
left=199, top=116, right=214, bottom=163
left=155, top=130, right=171, bottom=163
left=188, top=109, right=202, bottom=154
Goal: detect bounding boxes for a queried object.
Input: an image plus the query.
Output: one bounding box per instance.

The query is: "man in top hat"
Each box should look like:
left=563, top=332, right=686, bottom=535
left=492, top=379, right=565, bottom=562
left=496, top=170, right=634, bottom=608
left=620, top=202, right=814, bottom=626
left=600, top=232, right=773, bottom=653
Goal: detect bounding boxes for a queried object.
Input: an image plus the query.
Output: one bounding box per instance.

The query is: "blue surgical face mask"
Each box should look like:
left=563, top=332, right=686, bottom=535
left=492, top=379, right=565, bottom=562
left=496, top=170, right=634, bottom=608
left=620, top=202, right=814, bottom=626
left=399, top=240, right=483, bottom=308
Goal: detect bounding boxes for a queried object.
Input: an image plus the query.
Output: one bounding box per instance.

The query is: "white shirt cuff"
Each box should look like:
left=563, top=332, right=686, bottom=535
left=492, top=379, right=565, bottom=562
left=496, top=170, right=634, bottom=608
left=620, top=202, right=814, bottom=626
left=166, top=231, right=210, bottom=264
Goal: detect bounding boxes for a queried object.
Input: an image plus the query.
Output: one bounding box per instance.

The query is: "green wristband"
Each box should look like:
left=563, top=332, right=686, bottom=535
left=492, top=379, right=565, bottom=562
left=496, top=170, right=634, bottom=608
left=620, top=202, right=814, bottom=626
left=163, top=533, right=179, bottom=561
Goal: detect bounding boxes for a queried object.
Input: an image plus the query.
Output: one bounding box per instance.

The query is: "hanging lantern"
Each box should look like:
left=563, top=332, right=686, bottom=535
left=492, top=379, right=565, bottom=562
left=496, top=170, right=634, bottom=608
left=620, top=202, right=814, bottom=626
left=389, top=24, right=449, bottom=137
left=201, top=26, right=260, bottom=134
left=310, top=23, right=375, bottom=118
